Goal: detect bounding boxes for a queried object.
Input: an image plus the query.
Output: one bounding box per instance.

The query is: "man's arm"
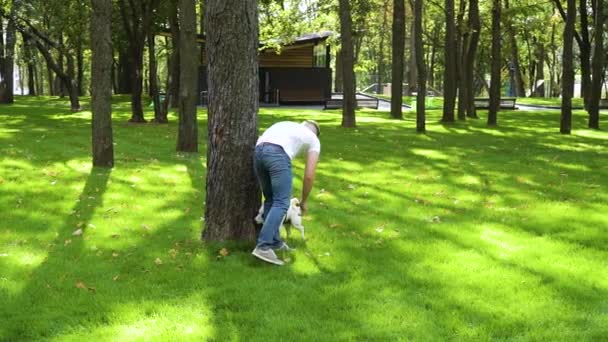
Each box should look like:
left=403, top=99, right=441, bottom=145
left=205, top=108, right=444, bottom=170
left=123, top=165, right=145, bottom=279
left=301, top=151, right=319, bottom=214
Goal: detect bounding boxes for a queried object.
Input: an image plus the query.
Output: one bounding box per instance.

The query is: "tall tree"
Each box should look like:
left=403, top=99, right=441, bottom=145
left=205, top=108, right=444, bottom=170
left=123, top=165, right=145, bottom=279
left=488, top=0, right=501, bottom=126
left=91, top=0, right=114, bottom=167
left=588, top=0, right=604, bottom=129
left=560, top=0, right=576, bottom=134
left=442, top=0, right=457, bottom=122
left=118, top=0, right=159, bottom=122
left=504, top=0, right=526, bottom=97
left=203, top=0, right=260, bottom=241
left=464, top=0, right=480, bottom=118
left=414, top=0, right=425, bottom=133
left=167, top=0, right=180, bottom=108
left=339, top=0, right=357, bottom=128
left=391, top=0, right=406, bottom=119
left=0, top=6, right=16, bottom=104
left=176, top=0, right=198, bottom=151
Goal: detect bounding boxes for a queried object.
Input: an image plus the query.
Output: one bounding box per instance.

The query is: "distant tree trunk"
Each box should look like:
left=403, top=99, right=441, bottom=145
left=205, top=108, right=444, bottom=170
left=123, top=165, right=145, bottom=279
left=77, top=40, right=84, bottom=95
left=414, top=0, right=425, bottom=133
left=391, top=0, right=406, bottom=119
left=335, top=49, right=343, bottom=92
left=532, top=42, right=545, bottom=97
left=117, top=45, right=132, bottom=93
left=465, top=0, right=480, bottom=118
left=177, top=0, right=198, bottom=151
left=504, top=0, right=525, bottom=97
left=339, top=0, right=357, bottom=128
left=23, top=35, right=36, bottom=96
left=579, top=0, right=592, bottom=110
left=168, top=0, right=181, bottom=109
left=488, top=0, right=501, bottom=126
left=588, top=0, right=604, bottom=129
left=91, top=0, right=114, bottom=168
left=0, top=14, right=16, bottom=103
left=376, top=0, right=389, bottom=95
left=149, top=31, right=166, bottom=123
left=203, top=0, right=260, bottom=241
left=408, top=8, right=417, bottom=96
left=442, top=0, right=457, bottom=122
left=560, top=0, right=576, bottom=134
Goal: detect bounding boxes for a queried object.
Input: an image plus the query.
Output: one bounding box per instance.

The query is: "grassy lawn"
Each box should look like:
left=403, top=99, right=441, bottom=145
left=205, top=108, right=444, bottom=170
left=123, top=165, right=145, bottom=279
left=1, top=96, right=607, bottom=340
left=375, top=94, right=445, bottom=109
left=517, top=97, right=586, bottom=107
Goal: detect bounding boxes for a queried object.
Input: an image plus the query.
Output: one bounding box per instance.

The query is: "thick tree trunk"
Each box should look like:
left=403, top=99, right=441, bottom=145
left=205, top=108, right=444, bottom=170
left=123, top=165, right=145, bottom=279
left=117, top=46, right=132, bottom=93
left=177, top=0, right=198, bottom=151
left=127, top=41, right=145, bottom=122
left=376, top=0, right=389, bottom=95
left=442, top=0, right=457, bottom=122
left=465, top=0, right=480, bottom=118
left=339, top=0, right=357, bottom=127
left=0, top=15, right=16, bottom=103
left=65, top=55, right=81, bottom=111
left=91, top=0, right=114, bottom=168
left=588, top=0, right=604, bottom=129
left=532, top=42, right=545, bottom=97
left=391, top=0, right=406, bottom=119
left=455, top=0, right=467, bottom=121
left=488, top=0, right=501, bottom=126
left=203, top=0, right=260, bottom=241
left=560, top=0, right=576, bottom=134
left=23, top=35, right=36, bottom=96
left=408, top=13, right=417, bottom=96
left=414, top=0, right=425, bottom=133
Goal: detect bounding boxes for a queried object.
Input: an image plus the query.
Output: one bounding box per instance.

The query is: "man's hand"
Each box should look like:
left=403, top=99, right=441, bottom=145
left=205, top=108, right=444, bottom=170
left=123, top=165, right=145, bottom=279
left=300, top=201, right=308, bottom=215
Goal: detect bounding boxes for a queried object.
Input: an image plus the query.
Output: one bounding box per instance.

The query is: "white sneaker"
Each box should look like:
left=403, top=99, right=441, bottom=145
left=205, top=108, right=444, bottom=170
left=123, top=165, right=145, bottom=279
left=273, top=242, right=295, bottom=252
left=252, top=247, right=284, bottom=266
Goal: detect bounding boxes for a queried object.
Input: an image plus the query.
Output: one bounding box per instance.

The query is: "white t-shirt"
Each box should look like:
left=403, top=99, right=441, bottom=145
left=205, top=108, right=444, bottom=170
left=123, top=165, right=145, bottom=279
left=256, top=121, right=321, bottom=160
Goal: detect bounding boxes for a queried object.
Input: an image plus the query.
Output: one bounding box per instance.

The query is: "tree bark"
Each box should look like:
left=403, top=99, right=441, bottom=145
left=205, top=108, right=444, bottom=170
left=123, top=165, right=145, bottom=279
left=588, top=0, right=604, bottom=129
left=77, top=40, right=84, bottom=96
left=504, top=0, right=525, bottom=97
left=335, top=49, right=343, bottom=92
left=579, top=0, right=592, bottom=110
left=23, top=35, right=36, bottom=96
left=376, top=0, right=389, bottom=95
left=203, top=0, right=260, bottom=241
left=561, top=0, right=576, bottom=134
left=414, top=0, right=425, bottom=133
left=168, top=0, right=181, bottom=109
left=456, top=0, right=467, bottom=121
left=465, top=0, right=480, bottom=118
left=91, top=0, right=114, bottom=168
left=177, top=0, right=198, bottom=151
left=148, top=31, right=167, bottom=123
left=0, top=13, right=16, bottom=103
left=488, top=0, right=501, bottom=126
left=117, top=44, right=132, bottom=93
left=391, top=0, right=406, bottom=119
left=442, top=0, right=457, bottom=122
left=339, top=0, right=357, bottom=127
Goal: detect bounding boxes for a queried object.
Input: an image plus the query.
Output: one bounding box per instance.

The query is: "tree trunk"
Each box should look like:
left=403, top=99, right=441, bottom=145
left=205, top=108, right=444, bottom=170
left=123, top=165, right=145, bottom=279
left=65, top=54, right=81, bottom=111
left=532, top=42, right=545, bottom=97
left=408, top=10, right=417, bottom=96
left=127, top=40, right=145, bottom=122
left=77, top=40, right=84, bottom=96
left=203, top=0, right=260, bottom=241
left=335, top=49, right=343, bottom=92
left=376, top=0, right=389, bottom=95
left=177, top=0, right=198, bottom=151
left=168, top=0, right=181, bottom=109
left=504, top=0, right=525, bottom=97
left=588, top=0, right=604, bottom=129
left=579, top=0, right=592, bottom=110
left=91, top=0, right=114, bottom=168
left=414, top=0, right=426, bottom=133
left=442, top=0, right=457, bottom=122
left=339, top=0, right=357, bottom=128
left=488, top=0, right=501, bottom=126
left=561, top=0, right=576, bottom=134
left=465, top=0, right=480, bottom=118
left=0, top=14, right=16, bottom=103
left=456, top=0, right=467, bottom=121
left=117, top=45, right=132, bottom=93
left=391, top=0, right=406, bottom=119
left=23, top=35, right=36, bottom=96
left=149, top=31, right=167, bottom=123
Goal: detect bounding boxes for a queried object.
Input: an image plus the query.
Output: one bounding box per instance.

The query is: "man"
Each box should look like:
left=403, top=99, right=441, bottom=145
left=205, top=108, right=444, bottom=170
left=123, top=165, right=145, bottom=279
left=251, top=120, right=321, bottom=265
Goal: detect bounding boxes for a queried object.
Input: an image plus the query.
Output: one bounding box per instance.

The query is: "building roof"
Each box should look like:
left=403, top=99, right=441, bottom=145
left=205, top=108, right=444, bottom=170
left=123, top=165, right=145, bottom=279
left=158, top=31, right=334, bottom=47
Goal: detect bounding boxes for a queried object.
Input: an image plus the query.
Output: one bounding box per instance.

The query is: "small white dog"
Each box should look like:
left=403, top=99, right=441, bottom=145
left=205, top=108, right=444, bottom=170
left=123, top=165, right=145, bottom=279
left=255, top=198, right=305, bottom=240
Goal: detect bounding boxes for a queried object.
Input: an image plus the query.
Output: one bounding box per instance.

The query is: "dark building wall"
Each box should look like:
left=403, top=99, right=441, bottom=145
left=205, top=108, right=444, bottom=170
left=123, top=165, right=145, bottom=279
left=260, top=67, right=332, bottom=103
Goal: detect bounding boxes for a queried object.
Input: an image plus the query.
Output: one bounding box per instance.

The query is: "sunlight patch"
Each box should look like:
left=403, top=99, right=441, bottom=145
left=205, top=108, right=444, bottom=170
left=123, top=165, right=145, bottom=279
left=410, top=148, right=449, bottom=160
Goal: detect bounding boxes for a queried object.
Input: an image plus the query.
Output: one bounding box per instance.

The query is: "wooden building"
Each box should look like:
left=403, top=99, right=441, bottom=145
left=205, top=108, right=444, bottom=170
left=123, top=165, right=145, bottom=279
left=160, top=31, right=333, bottom=105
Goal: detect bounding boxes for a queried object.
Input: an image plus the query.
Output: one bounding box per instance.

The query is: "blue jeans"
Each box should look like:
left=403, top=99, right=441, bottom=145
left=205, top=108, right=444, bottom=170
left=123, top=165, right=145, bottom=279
left=254, top=143, right=293, bottom=250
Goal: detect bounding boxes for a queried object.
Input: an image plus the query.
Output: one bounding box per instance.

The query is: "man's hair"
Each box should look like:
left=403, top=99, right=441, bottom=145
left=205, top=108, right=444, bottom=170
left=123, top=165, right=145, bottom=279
left=303, top=120, right=320, bottom=137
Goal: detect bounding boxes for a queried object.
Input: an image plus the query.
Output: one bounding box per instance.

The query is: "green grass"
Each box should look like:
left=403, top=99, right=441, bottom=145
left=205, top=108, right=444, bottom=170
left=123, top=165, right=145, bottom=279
left=1, top=96, right=608, bottom=340
left=517, top=97, right=586, bottom=107
left=375, top=94, right=445, bottom=109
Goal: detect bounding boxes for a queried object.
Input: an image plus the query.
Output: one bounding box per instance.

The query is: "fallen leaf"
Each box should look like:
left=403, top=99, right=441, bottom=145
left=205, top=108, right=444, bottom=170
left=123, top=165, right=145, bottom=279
left=431, top=216, right=442, bottom=223
left=184, top=207, right=191, bottom=214
left=329, top=223, right=341, bottom=229
left=64, top=239, right=72, bottom=246
left=75, top=282, right=87, bottom=289
left=77, top=222, right=85, bottom=228
left=113, top=275, right=120, bottom=281
left=112, top=252, right=119, bottom=257
left=72, top=229, right=83, bottom=236
left=110, top=234, right=120, bottom=239
left=219, top=248, right=229, bottom=257
left=155, top=258, right=163, bottom=265
left=169, top=249, right=178, bottom=259
left=142, top=224, right=151, bottom=231
left=348, top=184, right=356, bottom=190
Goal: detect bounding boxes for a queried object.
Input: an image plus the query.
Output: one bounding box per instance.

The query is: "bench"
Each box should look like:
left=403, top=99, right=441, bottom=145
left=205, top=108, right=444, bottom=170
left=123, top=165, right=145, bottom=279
left=474, top=97, right=517, bottom=109
left=324, top=96, right=379, bottom=110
